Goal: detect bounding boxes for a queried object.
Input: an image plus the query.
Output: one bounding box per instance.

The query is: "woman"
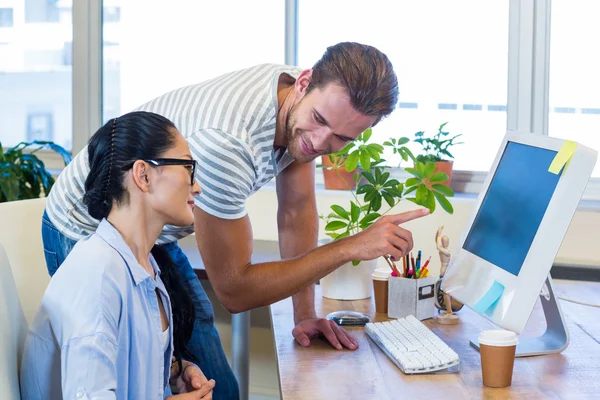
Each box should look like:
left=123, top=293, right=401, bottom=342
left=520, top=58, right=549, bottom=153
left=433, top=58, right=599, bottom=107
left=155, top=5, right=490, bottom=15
left=20, top=111, right=214, bottom=399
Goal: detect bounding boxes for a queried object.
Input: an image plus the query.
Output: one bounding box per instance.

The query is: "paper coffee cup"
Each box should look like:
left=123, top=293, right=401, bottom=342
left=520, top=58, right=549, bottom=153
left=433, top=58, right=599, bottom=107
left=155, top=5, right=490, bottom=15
left=478, top=330, right=519, bottom=388
left=372, top=268, right=390, bottom=314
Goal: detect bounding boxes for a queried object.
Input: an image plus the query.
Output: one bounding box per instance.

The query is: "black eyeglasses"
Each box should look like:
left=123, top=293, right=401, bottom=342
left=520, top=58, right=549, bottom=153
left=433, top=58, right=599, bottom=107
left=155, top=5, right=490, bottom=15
left=122, top=158, right=197, bottom=185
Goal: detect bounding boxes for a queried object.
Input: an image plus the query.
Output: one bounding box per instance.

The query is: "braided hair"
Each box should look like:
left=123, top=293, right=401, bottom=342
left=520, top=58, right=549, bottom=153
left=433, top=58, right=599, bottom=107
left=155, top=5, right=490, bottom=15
left=83, top=111, right=198, bottom=372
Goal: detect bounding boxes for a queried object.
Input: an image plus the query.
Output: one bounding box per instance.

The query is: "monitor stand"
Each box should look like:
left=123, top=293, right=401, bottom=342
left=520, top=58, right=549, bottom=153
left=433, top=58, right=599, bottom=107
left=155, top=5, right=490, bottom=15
left=470, top=275, right=570, bottom=357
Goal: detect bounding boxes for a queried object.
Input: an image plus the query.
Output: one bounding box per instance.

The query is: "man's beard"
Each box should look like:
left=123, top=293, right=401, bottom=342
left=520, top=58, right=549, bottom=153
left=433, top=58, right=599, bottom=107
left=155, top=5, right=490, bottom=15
left=284, top=107, right=318, bottom=164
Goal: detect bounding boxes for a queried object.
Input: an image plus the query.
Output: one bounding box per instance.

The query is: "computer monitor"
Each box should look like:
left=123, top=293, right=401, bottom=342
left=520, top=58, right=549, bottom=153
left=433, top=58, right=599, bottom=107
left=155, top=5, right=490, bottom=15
left=442, top=130, right=597, bottom=334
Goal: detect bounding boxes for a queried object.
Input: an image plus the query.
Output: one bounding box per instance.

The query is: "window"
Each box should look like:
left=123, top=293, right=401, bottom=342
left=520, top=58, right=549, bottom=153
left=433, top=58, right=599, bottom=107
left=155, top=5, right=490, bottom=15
left=0, top=0, right=72, bottom=149
left=0, top=8, right=13, bottom=27
left=549, top=0, right=600, bottom=177
left=298, top=0, right=509, bottom=172
left=27, top=111, right=54, bottom=141
left=102, top=0, right=285, bottom=122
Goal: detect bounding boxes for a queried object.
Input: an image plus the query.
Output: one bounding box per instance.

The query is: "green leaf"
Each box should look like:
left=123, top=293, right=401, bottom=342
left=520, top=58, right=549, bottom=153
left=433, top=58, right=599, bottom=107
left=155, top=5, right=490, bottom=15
left=382, top=141, right=393, bottom=146
left=368, top=143, right=384, bottom=153
left=364, top=189, right=377, bottom=202
left=404, top=185, right=418, bottom=196
left=405, top=177, right=420, bottom=187
left=429, top=172, right=449, bottom=183
left=362, top=171, right=376, bottom=185
left=384, top=188, right=402, bottom=198
left=371, top=193, right=382, bottom=211
left=359, top=151, right=371, bottom=171
left=356, top=184, right=374, bottom=194
left=359, top=213, right=380, bottom=226
left=397, top=137, right=410, bottom=145
left=326, top=212, right=344, bottom=220
left=382, top=191, right=395, bottom=207
left=335, top=231, right=351, bottom=240
left=383, top=178, right=400, bottom=187
left=366, top=146, right=381, bottom=161
left=362, top=127, right=373, bottom=142
left=374, top=167, right=382, bottom=183
left=325, top=220, right=348, bottom=231
left=416, top=162, right=425, bottom=177
left=432, top=184, right=454, bottom=197
left=425, top=190, right=436, bottom=213
left=423, top=162, right=436, bottom=178
left=330, top=205, right=349, bottom=220
left=432, top=191, right=454, bottom=214
left=403, top=147, right=416, bottom=162
left=350, top=201, right=360, bottom=222
left=352, top=260, right=361, bottom=266
left=345, top=152, right=360, bottom=172
left=380, top=171, right=390, bottom=184
left=336, top=142, right=355, bottom=156
left=416, top=184, right=428, bottom=204
left=404, top=167, right=421, bottom=178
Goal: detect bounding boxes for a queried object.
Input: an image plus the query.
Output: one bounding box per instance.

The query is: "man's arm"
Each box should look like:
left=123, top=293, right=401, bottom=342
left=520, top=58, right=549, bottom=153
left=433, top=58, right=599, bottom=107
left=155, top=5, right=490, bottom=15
left=275, top=160, right=318, bottom=324
left=194, top=206, right=349, bottom=313
left=194, top=202, right=428, bottom=314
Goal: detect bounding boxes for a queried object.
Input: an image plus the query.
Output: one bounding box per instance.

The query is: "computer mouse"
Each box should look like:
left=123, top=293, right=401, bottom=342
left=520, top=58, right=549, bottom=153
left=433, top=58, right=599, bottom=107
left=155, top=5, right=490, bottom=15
left=326, top=310, right=371, bottom=326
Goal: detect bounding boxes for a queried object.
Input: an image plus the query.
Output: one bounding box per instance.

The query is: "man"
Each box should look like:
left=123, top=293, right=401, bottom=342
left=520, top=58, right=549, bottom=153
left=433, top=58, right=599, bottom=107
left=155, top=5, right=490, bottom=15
left=43, top=42, right=429, bottom=399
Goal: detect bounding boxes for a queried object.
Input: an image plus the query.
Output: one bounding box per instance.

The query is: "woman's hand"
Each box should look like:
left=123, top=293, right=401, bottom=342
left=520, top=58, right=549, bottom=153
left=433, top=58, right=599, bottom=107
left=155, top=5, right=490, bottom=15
left=169, top=360, right=215, bottom=398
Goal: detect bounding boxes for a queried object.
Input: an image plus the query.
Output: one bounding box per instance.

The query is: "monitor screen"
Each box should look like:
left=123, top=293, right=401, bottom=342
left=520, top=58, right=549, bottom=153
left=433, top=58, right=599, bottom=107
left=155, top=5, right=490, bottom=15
left=463, top=142, right=562, bottom=276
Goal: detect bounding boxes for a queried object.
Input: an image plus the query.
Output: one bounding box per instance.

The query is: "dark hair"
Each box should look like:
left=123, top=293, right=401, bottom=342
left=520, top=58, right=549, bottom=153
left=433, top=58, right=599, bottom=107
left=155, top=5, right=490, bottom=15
left=84, top=111, right=177, bottom=219
left=151, top=245, right=198, bottom=373
left=83, top=111, right=197, bottom=374
left=308, top=42, right=399, bottom=125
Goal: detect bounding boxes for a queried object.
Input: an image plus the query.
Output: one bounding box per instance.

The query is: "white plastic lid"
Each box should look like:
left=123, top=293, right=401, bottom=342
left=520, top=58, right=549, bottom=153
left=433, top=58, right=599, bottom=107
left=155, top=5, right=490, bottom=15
left=372, top=268, right=390, bottom=280
left=478, top=330, right=519, bottom=347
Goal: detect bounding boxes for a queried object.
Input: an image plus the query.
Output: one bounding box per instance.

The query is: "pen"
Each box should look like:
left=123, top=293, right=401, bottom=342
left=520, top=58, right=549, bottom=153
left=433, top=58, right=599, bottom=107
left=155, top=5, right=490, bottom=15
left=416, top=250, right=422, bottom=276
left=383, top=256, right=395, bottom=272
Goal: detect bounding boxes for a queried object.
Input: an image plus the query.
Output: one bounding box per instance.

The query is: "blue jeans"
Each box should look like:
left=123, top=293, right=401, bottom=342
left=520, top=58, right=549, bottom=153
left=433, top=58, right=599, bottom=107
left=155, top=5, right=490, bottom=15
left=41, top=211, right=240, bottom=399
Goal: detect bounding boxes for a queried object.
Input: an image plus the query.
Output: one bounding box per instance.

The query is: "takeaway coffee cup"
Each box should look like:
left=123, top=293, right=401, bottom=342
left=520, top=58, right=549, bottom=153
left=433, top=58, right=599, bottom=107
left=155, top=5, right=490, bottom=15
left=478, top=330, right=519, bottom=388
left=372, top=268, right=390, bottom=314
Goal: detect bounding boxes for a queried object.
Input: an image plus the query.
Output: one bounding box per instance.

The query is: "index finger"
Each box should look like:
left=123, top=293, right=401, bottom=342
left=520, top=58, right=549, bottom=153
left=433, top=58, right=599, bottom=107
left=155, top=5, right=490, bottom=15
left=389, top=208, right=430, bottom=225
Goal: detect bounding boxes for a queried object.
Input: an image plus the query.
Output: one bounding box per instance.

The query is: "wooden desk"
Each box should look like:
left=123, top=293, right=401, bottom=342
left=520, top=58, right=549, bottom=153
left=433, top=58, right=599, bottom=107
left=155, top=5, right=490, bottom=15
left=270, top=280, right=600, bottom=399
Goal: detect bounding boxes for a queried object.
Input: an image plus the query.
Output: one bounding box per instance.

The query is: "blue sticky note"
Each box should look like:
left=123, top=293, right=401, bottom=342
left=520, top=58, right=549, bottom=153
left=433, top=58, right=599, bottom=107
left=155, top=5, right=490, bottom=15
left=473, top=281, right=505, bottom=314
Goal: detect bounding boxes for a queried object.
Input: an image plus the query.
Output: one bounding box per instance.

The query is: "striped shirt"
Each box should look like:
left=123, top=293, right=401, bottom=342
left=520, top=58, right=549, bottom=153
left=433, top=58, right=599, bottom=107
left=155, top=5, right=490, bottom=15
left=46, top=64, right=301, bottom=244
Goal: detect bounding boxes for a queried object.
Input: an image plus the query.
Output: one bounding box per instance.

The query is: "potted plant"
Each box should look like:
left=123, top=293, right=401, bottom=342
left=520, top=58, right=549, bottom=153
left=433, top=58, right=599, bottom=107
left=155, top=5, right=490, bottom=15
left=320, top=128, right=384, bottom=190
left=0, top=140, right=72, bottom=203
left=412, top=122, right=463, bottom=186
left=318, top=130, right=455, bottom=300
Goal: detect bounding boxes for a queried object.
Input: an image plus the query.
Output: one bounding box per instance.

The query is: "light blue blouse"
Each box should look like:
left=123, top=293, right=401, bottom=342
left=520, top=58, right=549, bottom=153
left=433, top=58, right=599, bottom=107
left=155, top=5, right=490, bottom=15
left=20, top=219, right=174, bottom=399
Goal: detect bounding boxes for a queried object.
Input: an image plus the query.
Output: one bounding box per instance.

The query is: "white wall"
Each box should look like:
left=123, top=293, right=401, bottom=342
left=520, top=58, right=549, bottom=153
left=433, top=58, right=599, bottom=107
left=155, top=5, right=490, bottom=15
left=246, top=186, right=600, bottom=277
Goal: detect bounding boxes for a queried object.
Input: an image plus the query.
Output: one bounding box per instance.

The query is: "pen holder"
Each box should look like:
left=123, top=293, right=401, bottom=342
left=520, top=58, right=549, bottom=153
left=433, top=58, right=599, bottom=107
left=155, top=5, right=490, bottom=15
left=387, top=276, right=436, bottom=321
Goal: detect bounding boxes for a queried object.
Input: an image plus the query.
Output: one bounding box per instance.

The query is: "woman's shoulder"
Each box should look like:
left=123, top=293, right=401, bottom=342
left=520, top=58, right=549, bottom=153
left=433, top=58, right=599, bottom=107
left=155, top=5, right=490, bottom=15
left=47, top=234, right=132, bottom=304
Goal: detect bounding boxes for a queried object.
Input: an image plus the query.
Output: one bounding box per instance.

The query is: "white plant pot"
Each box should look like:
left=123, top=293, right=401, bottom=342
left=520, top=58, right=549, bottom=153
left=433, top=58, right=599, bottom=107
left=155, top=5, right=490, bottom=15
left=320, top=258, right=378, bottom=300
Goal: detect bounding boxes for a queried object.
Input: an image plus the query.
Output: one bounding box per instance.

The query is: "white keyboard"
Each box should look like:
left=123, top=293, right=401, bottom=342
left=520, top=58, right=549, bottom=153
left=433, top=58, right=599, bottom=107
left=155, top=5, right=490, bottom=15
left=366, top=315, right=460, bottom=374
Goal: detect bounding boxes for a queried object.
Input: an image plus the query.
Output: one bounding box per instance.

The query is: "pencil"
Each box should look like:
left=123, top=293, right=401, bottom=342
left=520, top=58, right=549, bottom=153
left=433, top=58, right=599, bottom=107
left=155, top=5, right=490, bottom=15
left=417, top=257, right=431, bottom=279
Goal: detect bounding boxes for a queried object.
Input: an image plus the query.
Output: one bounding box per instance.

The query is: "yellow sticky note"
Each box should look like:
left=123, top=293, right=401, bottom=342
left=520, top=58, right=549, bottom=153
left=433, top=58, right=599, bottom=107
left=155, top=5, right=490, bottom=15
left=548, top=141, right=577, bottom=175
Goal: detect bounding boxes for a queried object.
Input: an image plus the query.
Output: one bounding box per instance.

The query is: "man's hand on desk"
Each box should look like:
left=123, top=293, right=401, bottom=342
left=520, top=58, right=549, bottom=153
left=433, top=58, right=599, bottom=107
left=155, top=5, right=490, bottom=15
left=168, top=360, right=215, bottom=399
left=292, top=318, right=359, bottom=350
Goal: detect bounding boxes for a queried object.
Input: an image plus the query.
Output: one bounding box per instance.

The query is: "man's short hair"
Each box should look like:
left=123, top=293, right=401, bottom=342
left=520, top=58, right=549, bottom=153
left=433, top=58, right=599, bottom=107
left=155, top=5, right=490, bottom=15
left=308, top=42, right=399, bottom=125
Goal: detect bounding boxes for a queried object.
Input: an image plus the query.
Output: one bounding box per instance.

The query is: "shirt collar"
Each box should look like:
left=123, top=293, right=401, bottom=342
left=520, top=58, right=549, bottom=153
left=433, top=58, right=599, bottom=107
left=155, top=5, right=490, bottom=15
left=95, top=218, right=161, bottom=286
